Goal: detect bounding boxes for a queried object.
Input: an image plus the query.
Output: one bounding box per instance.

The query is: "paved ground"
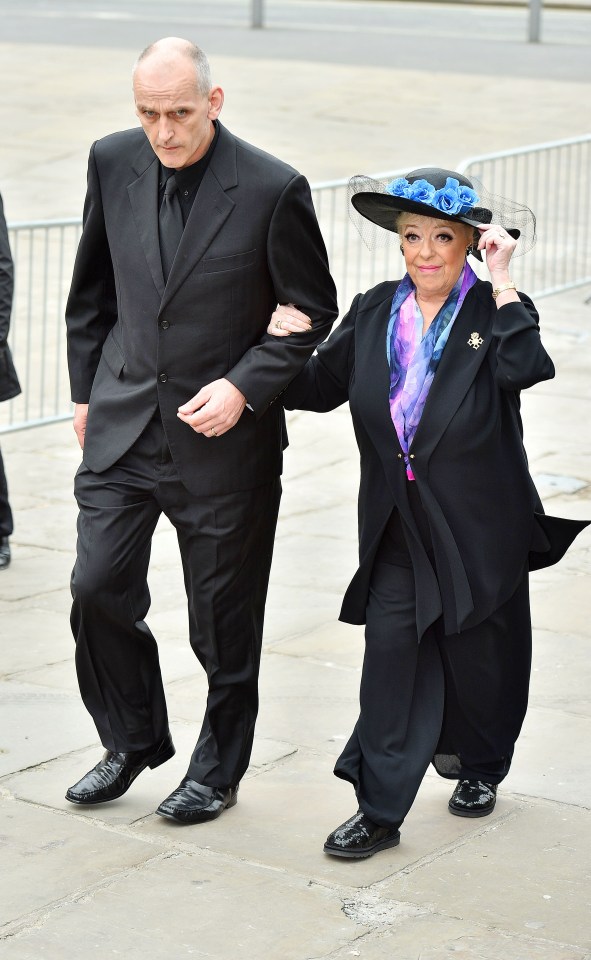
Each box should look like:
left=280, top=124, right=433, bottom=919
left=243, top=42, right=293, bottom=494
left=1, top=4, right=591, bottom=958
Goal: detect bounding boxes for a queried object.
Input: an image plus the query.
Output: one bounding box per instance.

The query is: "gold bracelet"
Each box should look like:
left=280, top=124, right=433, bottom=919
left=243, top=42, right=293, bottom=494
left=492, top=281, right=517, bottom=300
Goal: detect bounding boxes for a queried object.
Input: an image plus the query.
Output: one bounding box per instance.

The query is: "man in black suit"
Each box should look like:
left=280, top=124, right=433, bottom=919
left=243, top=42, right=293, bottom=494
left=0, top=191, right=21, bottom=571
left=65, top=37, right=337, bottom=823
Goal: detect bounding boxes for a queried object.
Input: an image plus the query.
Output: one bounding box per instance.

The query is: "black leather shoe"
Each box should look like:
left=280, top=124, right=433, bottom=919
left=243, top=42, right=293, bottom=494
left=65, top=732, right=175, bottom=805
left=156, top=778, right=238, bottom=824
left=448, top=779, right=497, bottom=818
left=323, top=810, right=400, bottom=859
left=0, top=537, right=10, bottom=570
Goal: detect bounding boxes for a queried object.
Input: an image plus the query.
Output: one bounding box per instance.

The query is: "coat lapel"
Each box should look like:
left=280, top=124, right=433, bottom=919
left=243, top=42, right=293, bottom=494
left=126, top=124, right=239, bottom=306
left=158, top=124, right=238, bottom=309
left=355, top=293, right=400, bottom=451
left=127, top=143, right=165, bottom=297
left=411, top=284, right=492, bottom=461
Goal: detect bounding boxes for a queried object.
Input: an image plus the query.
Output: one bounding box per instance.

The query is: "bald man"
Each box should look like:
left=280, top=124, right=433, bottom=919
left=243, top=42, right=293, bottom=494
left=65, top=38, right=337, bottom=823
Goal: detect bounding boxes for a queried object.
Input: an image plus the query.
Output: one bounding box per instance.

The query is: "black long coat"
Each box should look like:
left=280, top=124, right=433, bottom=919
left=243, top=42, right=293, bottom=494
left=284, top=279, right=588, bottom=638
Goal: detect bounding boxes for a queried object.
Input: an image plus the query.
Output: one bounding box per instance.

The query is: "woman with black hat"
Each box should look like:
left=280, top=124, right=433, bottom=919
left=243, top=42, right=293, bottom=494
left=268, top=168, right=588, bottom=859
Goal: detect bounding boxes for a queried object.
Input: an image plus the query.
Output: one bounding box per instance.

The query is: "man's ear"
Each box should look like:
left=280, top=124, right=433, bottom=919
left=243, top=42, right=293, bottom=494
left=207, top=86, right=224, bottom=120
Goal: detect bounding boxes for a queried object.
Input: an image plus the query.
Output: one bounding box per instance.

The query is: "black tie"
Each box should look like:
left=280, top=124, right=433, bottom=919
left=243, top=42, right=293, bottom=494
left=159, top=173, right=184, bottom=281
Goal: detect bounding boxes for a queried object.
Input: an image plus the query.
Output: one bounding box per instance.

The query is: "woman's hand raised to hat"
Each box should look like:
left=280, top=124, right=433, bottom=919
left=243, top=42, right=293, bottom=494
left=268, top=303, right=313, bottom=337
left=477, top=223, right=517, bottom=277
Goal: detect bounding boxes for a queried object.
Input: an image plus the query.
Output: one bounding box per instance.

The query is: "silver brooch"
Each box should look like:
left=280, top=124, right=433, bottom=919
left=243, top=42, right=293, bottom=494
left=467, top=332, right=484, bottom=350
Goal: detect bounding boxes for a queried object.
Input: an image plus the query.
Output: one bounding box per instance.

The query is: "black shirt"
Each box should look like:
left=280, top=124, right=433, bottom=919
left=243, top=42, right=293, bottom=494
left=159, top=120, right=220, bottom=225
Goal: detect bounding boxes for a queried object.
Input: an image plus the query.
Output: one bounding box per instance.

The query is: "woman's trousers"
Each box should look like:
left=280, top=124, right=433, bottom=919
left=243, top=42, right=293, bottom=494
left=334, top=560, right=532, bottom=828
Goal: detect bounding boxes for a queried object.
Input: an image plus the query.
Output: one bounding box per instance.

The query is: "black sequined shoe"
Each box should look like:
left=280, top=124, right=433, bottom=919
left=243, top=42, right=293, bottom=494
left=448, top=779, right=497, bottom=818
left=323, top=810, right=400, bottom=859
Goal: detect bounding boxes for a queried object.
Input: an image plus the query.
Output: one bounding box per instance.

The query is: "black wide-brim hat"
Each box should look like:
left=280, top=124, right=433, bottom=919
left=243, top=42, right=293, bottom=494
left=349, top=166, right=536, bottom=258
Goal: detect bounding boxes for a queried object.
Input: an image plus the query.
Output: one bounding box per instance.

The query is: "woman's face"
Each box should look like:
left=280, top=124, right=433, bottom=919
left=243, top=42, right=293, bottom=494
left=399, top=214, right=473, bottom=300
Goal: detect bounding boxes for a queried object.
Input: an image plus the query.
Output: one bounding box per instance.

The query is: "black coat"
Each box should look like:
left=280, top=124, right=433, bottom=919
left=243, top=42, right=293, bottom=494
left=65, top=123, right=338, bottom=495
left=284, top=279, right=588, bottom=637
left=0, top=192, right=21, bottom=403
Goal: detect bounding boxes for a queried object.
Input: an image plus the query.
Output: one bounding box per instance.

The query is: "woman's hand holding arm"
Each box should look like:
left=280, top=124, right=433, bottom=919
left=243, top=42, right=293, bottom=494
left=267, top=303, right=313, bottom=337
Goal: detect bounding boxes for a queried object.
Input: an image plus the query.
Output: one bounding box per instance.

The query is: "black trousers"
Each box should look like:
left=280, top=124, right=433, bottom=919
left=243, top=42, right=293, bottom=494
left=335, top=559, right=532, bottom=828
left=0, top=444, right=13, bottom=538
left=71, top=414, right=281, bottom=787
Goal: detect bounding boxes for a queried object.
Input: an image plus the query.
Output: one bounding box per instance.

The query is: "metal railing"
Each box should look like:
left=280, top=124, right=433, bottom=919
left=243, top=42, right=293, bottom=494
left=1, top=219, right=82, bottom=433
left=2, top=134, right=590, bottom=434
left=458, top=135, right=591, bottom=298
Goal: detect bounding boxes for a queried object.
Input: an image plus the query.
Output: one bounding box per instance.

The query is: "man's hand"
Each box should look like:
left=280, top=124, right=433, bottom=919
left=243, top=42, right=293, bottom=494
left=73, top=403, right=89, bottom=449
left=177, top=378, right=247, bottom=438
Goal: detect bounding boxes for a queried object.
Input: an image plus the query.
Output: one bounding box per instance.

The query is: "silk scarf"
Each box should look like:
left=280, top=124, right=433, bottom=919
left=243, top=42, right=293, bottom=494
left=387, top=263, right=478, bottom=479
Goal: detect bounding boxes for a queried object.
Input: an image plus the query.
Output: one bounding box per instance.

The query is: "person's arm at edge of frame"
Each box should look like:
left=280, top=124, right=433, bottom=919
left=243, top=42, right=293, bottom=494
left=0, top=193, right=14, bottom=345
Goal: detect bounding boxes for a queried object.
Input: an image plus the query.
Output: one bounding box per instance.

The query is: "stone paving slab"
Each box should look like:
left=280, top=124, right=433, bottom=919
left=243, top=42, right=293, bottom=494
left=0, top=850, right=357, bottom=960
left=528, top=629, right=591, bottom=717
left=0, top=607, right=72, bottom=676
left=0, top=680, right=90, bottom=777
left=380, top=799, right=591, bottom=951
left=320, top=923, right=591, bottom=960
left=0, top=796, right=169, bottom=930
left=530, top=574, right=591, bottom=637
left=505, top=705, right=591, bottom=808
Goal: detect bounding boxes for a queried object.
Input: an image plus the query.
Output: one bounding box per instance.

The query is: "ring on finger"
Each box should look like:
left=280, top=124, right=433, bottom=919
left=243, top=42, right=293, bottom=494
left=275, top=319, right=283, bottom=330
left=210, top=427, right=217, bottom=437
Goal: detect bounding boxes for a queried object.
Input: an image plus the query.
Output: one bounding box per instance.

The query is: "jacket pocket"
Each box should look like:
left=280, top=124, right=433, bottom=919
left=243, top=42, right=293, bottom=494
left=101, top=331, right=126, bottom=379
left=200, top=249, right=257, bottom=275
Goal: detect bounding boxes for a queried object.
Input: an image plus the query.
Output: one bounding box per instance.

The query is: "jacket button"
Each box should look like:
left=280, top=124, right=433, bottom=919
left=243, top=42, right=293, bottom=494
left=409, top=454, right=415, bottom=459
left=159, top=373, right=168, bottom=383
left=160, top=320, right=170, bottom=330
left=397, top=453, right=403, bottom=459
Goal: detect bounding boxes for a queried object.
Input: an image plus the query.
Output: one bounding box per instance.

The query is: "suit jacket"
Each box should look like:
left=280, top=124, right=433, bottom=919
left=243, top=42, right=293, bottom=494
left=65, top=123, right=337, bottom=495
left=284, top=279, right=588, bottom=636
left=0, top=192, right=21, bottom=403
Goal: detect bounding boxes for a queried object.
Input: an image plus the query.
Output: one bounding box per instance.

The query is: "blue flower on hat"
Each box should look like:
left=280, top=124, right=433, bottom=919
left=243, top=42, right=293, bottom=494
left=385, top=175, right=479, bottom=215
left=386, top=177, right=412, bottom=198
left=456, top=184, right=480, bottom=211
left=433, top=177, right=479, bottom=215
left=407, top=179, right=436, bottom=203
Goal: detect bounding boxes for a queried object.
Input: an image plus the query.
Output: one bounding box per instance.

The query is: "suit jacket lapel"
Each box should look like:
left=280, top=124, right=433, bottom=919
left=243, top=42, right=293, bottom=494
left=159, top=124, right=238, bottom=308
left=127, top=142, right=165, bottom=297
left=411, top=284, right=491, bottom=461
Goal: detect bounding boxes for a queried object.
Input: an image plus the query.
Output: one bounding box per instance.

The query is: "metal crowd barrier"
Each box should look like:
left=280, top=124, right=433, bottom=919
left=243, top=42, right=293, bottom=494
left=1, top=219, right=82, bottom=433
left=457, top=135, right=591, bottom=298
left=2, top=135, right=590, bottom=434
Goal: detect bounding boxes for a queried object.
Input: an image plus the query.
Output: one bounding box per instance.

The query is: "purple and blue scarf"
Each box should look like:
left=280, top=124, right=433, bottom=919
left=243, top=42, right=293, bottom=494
left=387, top=264, right=477, bottom=479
